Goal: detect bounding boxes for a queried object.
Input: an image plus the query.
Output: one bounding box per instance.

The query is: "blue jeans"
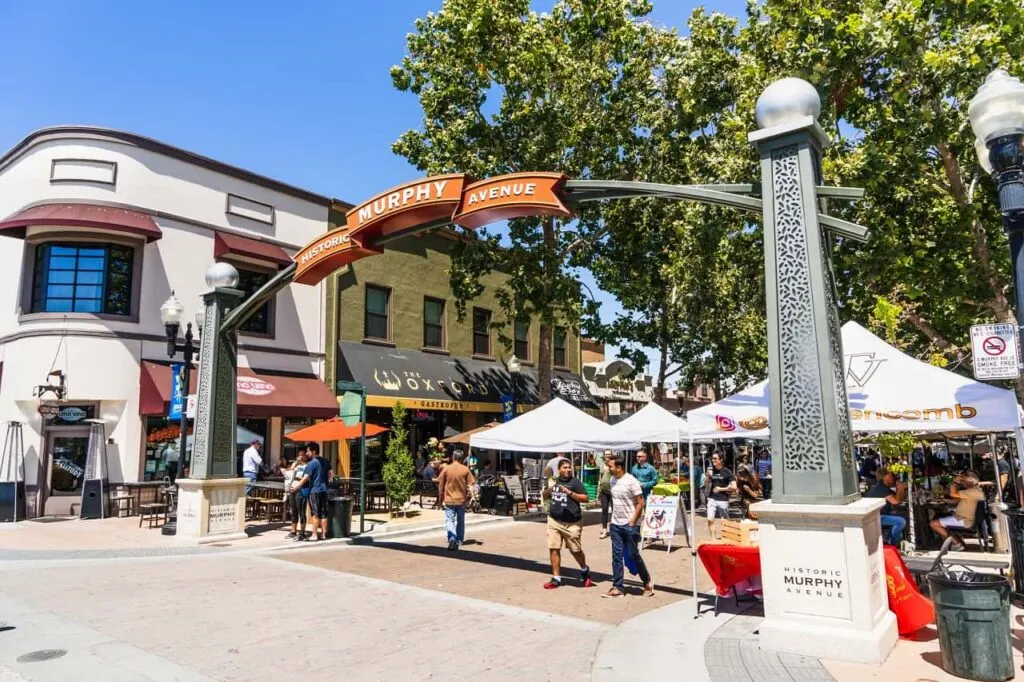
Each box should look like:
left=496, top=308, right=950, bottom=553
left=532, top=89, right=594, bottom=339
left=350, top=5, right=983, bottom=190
left=610, top=524, right=651, bottom=590
left=444, top=505, right=466, bottom=544
left=244, top=471, right=258, bottom=495
left=880, top=514, right=906, bottom=545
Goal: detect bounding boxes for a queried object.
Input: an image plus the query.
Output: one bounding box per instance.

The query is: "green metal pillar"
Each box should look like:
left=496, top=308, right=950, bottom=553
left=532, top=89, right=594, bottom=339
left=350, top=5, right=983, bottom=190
left=190, top=285, right=244, bottom=479
left=749, top=79, right=859, bottom=505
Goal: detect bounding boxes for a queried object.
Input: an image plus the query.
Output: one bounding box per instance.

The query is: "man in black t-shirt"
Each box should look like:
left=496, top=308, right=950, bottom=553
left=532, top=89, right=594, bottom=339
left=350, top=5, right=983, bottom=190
left=705, top=452, right=736, bottom=540
left=541, top=458, right=593, bottom=590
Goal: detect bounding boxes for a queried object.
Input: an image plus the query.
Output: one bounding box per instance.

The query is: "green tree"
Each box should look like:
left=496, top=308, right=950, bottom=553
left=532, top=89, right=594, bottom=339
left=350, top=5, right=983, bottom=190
left=392, top=0, right=674, bottom=400
left=382, top=402, right=415, bottom=513
left=734, top=0, right=1024, bottom=394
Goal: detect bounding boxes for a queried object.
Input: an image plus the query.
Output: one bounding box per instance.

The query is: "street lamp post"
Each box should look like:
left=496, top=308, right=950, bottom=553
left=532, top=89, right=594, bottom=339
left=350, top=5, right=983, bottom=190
left=507, top=354, right=521, bottom=418
left=969, top=68, right=1024, bottom=603
left=159, top=292, right=198, bottom=536
left=970, top=69, right=1024, bottom=328
left=337, top=380, right=367, bottom=534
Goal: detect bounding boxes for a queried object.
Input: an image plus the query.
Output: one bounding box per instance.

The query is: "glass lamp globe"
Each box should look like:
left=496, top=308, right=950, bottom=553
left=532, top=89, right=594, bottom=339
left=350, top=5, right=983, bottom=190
left=195, top=309, right=205, bottom=334
left=755, top=77, right=821, bottom=129
left=205, top=262, right=240, bottom=289
left=507, top=355, right=521, bottom=374
left=968, top=69, right=1024, bottom=146
left=159, top=292, right=185, bottom=327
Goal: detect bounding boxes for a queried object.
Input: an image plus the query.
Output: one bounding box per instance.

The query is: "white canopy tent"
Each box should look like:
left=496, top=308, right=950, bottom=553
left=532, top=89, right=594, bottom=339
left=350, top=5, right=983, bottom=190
left=469, top=397, right=639, bottom=452
left=686, top=320, right=1023, bottom=553
left=688, top=321, right=1023, bottom=439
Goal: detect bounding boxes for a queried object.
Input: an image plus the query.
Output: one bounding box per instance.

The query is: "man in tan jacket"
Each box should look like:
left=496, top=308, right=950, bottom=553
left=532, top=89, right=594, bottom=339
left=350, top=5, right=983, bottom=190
left=436, top=449, right=477, bottom=551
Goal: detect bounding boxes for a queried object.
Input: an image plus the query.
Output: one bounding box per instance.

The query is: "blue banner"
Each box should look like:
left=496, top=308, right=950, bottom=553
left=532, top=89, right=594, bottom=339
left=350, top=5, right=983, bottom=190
left=500, top=394, right=515, bottom=422
left=169, top=363, right=185, bottom=420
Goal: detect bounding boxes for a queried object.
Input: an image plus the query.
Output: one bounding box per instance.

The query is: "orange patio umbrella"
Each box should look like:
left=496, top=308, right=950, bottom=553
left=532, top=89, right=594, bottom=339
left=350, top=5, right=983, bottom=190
left=284, top=417, right=388, bottom=442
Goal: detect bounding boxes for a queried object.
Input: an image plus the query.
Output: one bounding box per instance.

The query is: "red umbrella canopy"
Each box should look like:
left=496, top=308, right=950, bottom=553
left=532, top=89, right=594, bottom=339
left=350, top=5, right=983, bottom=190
left=284, top=417, right=388, bottom=442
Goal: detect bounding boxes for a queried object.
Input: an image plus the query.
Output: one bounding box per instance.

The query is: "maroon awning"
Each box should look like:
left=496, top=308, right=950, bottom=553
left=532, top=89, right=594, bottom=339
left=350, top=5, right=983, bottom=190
left=214, top=232, right=292, bottom=267
left=139, top=361, right=338, bottom=419
left=0, top=203, right=162, bottom=242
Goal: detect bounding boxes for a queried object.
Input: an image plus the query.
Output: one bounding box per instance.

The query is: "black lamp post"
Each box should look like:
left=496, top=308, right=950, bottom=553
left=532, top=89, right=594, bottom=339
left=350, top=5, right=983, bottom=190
left=159, top=292, right=198, bottom=535
left=970, top=70, right=1024, bottom=324
left=969, top=68, right=1024, bottom=603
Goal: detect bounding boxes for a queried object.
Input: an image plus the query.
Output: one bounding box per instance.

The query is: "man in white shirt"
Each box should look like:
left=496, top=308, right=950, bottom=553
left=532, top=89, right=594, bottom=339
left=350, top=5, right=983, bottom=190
left=242, top=439, right=263, bottom=495
left=602, top=453, right=654, bottom=598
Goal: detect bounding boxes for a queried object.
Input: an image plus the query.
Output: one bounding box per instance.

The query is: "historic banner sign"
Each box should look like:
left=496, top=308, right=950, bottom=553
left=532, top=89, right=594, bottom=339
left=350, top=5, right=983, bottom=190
left=293, top=172, right=573, bottom=285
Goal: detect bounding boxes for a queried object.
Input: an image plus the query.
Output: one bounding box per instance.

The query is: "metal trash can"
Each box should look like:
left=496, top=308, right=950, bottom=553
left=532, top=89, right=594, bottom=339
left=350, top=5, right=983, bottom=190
left=327, top=496, right=353, bottom=539
left=926, top=571, right=1014, bottom=681
left=1004, top=509, right=1024, bottom=606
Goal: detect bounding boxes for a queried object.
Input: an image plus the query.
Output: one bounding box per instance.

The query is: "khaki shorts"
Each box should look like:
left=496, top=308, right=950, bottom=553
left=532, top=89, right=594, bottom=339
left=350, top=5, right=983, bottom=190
left=547, top=516, right=583, bottom=553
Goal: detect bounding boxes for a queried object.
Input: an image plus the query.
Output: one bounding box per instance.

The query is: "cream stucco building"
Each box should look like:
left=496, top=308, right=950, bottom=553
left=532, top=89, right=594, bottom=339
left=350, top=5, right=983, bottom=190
left=0, top=127, right=339, bottom=515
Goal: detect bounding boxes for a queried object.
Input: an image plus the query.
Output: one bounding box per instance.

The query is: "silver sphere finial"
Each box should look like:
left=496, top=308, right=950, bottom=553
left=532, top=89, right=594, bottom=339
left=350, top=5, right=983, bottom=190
left=755, top=77, right=821, bottom=129
left=205, top=262, right=239, bottom=288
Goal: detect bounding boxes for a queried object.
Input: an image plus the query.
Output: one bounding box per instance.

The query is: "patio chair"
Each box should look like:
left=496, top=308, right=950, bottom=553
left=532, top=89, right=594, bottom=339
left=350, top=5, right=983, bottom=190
left=956, top=499, right=992, bottom=552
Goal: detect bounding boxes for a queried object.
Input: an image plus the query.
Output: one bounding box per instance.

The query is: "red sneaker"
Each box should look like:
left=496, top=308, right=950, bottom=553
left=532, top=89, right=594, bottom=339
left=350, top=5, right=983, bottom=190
left=543, top=579, right=562, bottom=590
left=582, top=577, right=595, bottom=588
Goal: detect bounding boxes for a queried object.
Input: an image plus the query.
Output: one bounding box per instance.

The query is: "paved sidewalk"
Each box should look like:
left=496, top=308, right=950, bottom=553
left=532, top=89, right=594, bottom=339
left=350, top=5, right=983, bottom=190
left=0, top=511, right=511, bottom=562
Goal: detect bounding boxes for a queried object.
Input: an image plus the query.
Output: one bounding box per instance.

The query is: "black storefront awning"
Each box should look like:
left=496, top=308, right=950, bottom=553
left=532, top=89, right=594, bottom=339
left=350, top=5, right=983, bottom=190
left=336, top=342, right=598, bottom=412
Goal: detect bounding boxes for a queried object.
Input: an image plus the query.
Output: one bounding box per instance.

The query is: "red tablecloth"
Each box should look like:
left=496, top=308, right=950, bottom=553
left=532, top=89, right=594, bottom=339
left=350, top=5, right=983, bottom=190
left=697, top=543, right=762, bottom=596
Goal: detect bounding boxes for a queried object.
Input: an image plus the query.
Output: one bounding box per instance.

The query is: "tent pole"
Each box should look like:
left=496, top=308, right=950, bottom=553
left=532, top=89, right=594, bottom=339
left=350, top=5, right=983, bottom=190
left=689, top=437, right=698, bottom=618
left=905, top=443, right=916, bottom=550
left=969, top=435, right=975, bottom=472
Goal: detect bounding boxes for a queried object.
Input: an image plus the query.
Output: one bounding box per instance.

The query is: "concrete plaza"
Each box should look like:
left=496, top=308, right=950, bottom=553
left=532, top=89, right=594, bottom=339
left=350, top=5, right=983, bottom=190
left=0, top=513, right=1021, bottom=681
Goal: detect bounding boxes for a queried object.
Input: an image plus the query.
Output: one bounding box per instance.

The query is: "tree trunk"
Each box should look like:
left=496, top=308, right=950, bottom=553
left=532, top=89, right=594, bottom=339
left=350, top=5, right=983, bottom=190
left=538, top=217, right=557, bottom=403
left=538, top=321, right=553, bottom=403
left=654, top=337, right=669, bottom=404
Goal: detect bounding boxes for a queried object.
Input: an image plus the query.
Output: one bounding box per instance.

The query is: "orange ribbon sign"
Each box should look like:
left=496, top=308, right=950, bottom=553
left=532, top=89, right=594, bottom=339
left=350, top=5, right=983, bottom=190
left=293, top=172, right=572, bottom=285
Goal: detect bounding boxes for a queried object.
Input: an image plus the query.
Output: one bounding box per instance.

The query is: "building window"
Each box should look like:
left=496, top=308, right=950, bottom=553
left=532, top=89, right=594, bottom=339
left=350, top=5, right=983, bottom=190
left=514, top=319, right=530, bottom=360
left=365, top=285, right=391, bottom=340
left=423, top=297, right=445, bottom=349
left=473, top=307, right=491, bottom=356
left=31, top=243, right=133, bottom=315
left=553, top=327, right=567, bottom=367
left=234, top=266, right=273, bottom=335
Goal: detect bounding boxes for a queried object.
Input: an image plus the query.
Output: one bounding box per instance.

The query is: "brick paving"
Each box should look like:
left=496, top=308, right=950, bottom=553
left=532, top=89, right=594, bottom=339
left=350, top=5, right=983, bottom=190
left=279, top=512, right=717, bottom=625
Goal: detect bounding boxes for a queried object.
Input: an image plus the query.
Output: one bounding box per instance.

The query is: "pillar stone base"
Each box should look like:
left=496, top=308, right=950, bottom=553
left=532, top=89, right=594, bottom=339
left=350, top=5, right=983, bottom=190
left=749, top=497, right=898, bottom=665
left=175, top=477, right=248, bottom=544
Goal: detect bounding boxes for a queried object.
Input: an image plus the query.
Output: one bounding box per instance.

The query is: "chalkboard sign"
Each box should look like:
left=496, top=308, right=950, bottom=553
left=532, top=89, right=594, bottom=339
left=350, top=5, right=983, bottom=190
left=502, top=475, right=525, bottom=502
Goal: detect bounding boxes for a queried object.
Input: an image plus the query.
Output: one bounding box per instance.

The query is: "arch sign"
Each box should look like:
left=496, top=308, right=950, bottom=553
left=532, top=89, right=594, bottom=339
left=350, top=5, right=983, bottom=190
left=293, top=172, right=572, bottom=285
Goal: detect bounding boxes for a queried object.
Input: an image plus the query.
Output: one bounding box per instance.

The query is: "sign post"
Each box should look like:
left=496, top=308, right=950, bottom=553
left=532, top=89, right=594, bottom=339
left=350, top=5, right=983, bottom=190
left=970, top=323, right=1021, bottom=381
left=640, top=494, right=689, bottom=551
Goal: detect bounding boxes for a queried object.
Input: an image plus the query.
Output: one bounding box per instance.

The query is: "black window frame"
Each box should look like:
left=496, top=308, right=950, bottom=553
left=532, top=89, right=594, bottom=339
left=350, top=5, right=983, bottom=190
left=553, top=327, right=567, bottom=368
left=423, top=296, right=446, bottom=349
left=514, top=318, right=530, bottom=360
left=365, top=284, right=391, bottom=341
left=472, top=307, right=492, bottom=357
left=232, top=263, right=275, bottom=337
left=30, top=242, right=135, bottom=316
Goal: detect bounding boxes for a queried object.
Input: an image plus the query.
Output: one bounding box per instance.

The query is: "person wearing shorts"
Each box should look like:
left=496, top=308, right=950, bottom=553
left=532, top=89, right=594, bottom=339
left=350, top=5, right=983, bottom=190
left=930, top=471, right=989, bottom=551
left=290, top=442, right=332, bottom=541
left=706, top=452, right=736, bottom=540
left=286, top=452, right=309, bottom=541
left=541, top=458, right=593, bottom=590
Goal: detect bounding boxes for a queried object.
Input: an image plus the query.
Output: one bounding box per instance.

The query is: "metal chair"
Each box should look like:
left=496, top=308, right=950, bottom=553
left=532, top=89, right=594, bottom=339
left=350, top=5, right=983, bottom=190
left=956, top=499, right=992, bottom=552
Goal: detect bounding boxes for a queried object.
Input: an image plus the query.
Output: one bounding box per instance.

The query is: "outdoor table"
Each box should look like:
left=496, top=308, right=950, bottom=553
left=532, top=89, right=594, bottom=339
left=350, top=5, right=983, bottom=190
left=696, top=542, right=762, bottom=616
left=250, top=481, right=285, bottom=501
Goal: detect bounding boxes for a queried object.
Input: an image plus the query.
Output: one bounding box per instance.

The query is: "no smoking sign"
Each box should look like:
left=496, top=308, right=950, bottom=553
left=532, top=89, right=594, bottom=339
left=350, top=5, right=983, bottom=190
left=971, top=323, right=1021, bottom=380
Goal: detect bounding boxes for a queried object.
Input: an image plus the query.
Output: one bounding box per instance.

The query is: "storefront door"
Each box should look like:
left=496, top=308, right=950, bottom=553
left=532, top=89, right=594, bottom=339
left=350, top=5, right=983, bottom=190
left=44, top=429, right=91, bottom=515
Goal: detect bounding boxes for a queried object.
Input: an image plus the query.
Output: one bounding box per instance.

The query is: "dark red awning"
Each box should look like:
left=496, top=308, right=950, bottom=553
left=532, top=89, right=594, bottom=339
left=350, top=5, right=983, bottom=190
left=0, top=203, right=162, bottom=242
left=214, top=232, right=292, bottom=267
left=139, top=361, right=338, bottom=419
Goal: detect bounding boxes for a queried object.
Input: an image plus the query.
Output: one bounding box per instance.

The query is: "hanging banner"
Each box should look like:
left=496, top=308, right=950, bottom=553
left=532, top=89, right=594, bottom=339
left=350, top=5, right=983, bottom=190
left=500, top=394, right=515, bottom=422
left=168, top=363, right=185, bottom=420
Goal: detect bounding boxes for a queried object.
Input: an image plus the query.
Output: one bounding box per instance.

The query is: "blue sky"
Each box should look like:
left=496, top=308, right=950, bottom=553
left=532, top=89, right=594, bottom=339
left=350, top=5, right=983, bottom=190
left=0, top=0, right=749, bottom=373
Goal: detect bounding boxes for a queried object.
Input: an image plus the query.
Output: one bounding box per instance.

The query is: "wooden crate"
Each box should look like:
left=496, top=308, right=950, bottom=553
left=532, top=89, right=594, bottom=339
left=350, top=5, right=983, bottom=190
left=721, top=519, right=759, bottom=546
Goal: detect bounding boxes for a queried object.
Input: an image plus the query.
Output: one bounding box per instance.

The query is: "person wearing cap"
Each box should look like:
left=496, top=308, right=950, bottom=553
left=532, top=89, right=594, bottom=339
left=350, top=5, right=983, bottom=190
left=242, top=439, right=263, bottom=495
